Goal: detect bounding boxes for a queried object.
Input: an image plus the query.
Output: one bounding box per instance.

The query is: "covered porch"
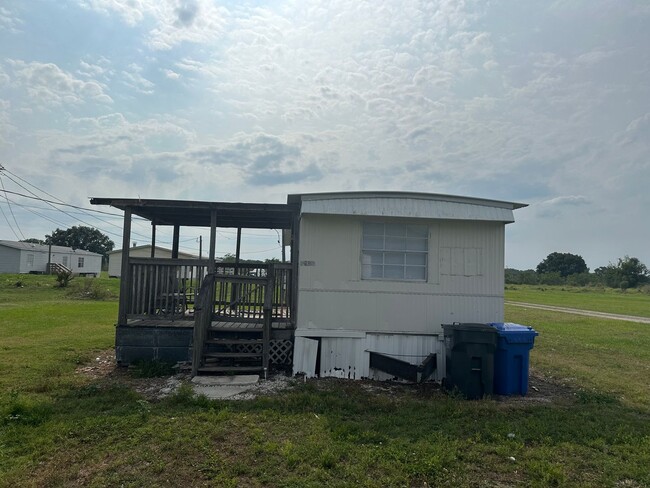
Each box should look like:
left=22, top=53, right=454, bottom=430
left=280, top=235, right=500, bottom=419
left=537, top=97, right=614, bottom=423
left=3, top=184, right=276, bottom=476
left=90, top=198, right=300, bottom=375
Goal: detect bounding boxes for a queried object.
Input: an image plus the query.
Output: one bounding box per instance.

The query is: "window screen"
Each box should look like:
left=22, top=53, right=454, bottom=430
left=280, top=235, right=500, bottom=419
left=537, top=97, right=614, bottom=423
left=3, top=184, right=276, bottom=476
left=361, top=222, right=428, bottom=281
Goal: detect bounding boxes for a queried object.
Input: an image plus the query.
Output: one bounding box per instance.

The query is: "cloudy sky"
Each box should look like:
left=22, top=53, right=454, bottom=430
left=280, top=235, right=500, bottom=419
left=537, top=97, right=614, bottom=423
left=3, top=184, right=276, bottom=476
left=0, top=0, right=648, bottom=269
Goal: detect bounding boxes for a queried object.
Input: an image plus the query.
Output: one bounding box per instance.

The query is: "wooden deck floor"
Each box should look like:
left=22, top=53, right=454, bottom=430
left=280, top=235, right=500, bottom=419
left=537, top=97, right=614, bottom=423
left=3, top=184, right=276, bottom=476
left=125, top=317, right=293, bottom=329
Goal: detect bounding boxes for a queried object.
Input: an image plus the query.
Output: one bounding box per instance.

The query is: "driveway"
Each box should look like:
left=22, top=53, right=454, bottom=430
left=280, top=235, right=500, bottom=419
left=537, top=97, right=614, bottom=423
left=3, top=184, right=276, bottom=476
left=505, top=301, right=650, bottom=324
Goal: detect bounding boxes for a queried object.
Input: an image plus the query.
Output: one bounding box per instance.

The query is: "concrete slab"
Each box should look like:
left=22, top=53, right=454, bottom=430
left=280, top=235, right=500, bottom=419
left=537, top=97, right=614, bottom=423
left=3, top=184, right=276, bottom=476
left=193, top=384, right=251, bottom=399
left=191, top=375, right=259, bottom=386
left=191, top=374, right=260, bottom=399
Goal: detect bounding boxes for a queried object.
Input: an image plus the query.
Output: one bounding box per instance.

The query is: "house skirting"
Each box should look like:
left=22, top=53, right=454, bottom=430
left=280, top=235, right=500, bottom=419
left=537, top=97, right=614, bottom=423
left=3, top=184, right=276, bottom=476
left=293, top=329, right=446, bottom=381
left=115, top=325, right=294, bottom=366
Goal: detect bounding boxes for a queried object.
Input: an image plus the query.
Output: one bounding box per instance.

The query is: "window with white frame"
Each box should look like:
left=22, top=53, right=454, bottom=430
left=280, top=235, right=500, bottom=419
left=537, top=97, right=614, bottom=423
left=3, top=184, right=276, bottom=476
left=27, top=254, right=34, bottom=267
left=62, top=256, right=68, bottom=266
left=78, top=257, right=84, bottom=268
left=361, top=222, right=428, bottom=281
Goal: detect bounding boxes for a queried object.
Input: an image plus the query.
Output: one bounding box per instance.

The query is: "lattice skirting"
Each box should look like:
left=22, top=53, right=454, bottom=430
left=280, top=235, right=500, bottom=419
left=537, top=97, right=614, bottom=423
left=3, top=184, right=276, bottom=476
left=232, top=340, right=293, bottom=365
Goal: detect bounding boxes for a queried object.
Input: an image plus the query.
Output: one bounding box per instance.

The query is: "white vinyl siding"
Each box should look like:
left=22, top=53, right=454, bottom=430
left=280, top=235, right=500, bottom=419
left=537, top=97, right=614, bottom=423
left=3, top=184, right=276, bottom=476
left=361, top=222, right=427, bottom=281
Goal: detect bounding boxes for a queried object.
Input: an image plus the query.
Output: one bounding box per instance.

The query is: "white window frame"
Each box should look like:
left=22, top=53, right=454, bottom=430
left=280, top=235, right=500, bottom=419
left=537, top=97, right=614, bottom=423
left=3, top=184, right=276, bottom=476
left=26, top=253, right=34, bottom=267
left=78, top=257, right=84, bottom=268
left=361, top=222, right=428, bottom=281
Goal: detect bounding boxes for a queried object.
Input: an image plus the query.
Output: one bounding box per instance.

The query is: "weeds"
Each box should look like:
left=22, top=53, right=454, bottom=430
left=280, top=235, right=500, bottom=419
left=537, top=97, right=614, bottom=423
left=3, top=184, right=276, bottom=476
left=66, top=278, right=116, bottom=300
left=130, top=359, right=175, bottom=378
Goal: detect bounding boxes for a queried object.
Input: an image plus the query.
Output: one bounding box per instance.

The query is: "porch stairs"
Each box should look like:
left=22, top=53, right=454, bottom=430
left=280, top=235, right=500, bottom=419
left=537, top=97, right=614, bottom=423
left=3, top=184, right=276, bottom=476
left=49, top=262, right=71, bottom=274
left=192, top=272, right=274, bottom=377
left=197, top=322, right=265, bottom=374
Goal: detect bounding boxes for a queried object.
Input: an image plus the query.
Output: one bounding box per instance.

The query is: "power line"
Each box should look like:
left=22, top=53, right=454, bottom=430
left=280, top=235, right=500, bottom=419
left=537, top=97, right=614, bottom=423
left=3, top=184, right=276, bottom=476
left=0, top=175, right=26, bottom=240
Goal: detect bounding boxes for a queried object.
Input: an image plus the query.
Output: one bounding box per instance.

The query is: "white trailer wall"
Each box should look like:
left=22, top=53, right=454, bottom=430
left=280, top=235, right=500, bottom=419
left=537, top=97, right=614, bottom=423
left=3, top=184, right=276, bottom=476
left=296, top=214, right=505, bottom=336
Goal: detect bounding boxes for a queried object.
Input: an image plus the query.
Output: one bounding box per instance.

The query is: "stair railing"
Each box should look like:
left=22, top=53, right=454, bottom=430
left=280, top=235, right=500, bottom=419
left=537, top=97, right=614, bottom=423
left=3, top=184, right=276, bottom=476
left=262, top=264, right=274, bottom=374
left=191, top=272, right=216, bottom=376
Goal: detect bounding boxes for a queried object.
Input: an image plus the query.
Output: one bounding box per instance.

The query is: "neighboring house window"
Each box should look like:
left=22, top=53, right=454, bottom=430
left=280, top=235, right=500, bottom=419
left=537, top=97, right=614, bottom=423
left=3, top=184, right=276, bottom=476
left=27, top=254, right=34, bottom=267
left=361, top=222, right=428, bottom=281
left=78, top=257, right=84, bottom=268
left=62, top=256, right=68, bottom=266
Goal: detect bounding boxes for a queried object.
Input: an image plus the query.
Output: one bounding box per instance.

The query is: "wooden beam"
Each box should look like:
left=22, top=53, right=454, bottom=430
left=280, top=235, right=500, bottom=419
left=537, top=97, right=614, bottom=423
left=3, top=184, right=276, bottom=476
left=150, top=224, right=156, bottom=258
left=171, top=224, right=180, bottom=259
left=208, top=209, right=217, bottom=274
left=235, top=227, right=242, bottom=264
left=290, top=213, right=300, bottom=327
left=118, top=207, right=132, bottom=326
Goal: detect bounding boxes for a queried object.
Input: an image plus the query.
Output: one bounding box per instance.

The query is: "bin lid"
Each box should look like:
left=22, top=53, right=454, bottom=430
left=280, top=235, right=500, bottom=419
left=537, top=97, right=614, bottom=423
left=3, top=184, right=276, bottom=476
left=488, top=322, right=538, bottom=343
left=442, top=322, right=497, bottom=333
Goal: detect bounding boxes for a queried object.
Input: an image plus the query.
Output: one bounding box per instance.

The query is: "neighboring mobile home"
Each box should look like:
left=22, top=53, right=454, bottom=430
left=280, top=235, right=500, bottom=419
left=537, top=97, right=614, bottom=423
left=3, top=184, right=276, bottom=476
left=91, top=192, right=525, bottom=381
left=108, top=245, right=200, bottom=278
left=0, top=240, right=102, bottom=276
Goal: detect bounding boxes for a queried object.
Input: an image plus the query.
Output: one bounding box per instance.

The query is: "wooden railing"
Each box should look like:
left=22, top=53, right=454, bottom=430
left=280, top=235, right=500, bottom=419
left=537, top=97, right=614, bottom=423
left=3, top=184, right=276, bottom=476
left=191, top=273, right=216, bottom=375
left=191, top=266, right=279, bottom=375
left=125, top=258, right=209, bottom=320
left=123, top=259, right=292, bottom=323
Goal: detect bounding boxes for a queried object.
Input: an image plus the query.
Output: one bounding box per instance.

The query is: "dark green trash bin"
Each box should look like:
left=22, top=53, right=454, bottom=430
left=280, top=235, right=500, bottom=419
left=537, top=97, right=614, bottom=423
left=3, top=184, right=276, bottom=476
left=443, top=323, right=498, bottom=399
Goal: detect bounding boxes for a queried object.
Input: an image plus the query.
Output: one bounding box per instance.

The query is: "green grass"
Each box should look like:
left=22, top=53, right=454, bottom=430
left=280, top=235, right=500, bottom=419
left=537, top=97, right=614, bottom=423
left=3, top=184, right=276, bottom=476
left=1, top=278, right=649, bottom=486
left=505, top=284, right=650, bottom=317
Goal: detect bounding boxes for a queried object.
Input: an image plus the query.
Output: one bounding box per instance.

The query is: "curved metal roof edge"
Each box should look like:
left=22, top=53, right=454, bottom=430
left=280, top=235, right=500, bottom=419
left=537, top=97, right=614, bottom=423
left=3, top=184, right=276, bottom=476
left=287, top=191, right=527, bottom=210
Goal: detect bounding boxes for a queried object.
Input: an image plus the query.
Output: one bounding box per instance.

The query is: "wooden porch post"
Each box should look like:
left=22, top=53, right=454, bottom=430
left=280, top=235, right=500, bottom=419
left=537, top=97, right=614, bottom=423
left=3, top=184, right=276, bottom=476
left=263, top=264, right=274, bottom=375
left=290, top=213, right=300, bottom=327
left=235, top=228, right=242, bottom=264
left=118, top=207, right=132, bottom=326
left=172, top=224, right=180, bottom=259
left=208, top=209, right=217, bottom=274
left=150, top=223, right=156, bottom=257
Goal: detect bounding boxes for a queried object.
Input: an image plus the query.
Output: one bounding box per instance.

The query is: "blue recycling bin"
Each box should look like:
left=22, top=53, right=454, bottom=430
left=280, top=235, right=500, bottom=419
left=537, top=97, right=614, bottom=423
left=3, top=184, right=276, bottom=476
left=487, top=323, right=538, bottom=396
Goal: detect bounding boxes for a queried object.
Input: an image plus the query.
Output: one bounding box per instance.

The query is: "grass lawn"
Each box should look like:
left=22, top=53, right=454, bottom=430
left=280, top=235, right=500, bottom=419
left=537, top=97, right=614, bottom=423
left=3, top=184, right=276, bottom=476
left=505, top=284, right=650, bottom=318
left=1, top=277, right=649, bottom=486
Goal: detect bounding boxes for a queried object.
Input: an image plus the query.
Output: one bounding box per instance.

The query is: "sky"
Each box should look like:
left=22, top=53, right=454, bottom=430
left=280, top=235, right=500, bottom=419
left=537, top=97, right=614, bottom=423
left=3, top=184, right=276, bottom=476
left=0, top=0, right=648, bottom=269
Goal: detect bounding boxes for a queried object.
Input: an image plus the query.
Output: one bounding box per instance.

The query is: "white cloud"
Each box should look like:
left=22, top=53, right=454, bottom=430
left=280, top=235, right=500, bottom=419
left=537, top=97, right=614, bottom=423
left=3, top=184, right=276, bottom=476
left=0, top=5, right=22, bottom=34
left=78, top=0, right=227, bottom=50
left=121, top=64, right=155, bottom=94
left=162, top=69, right=181, bottom=80
left=5, top=60, right=113, bottom=108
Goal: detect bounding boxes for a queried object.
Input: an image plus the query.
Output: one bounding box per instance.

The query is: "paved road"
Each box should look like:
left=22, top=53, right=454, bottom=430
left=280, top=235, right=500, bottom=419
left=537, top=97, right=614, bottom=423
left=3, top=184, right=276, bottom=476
left=505, top=301, right=650, bottom=324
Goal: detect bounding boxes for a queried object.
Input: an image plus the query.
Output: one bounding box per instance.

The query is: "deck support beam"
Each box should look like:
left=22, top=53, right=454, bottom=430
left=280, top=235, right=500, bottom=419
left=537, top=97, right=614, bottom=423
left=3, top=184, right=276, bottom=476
left=150, top=224, right=156, bottom=257
left=118, top=207, right=132, bottom=326
left=208, top=210, right=217, bottom=274
left=172, top=224, right=180, bottom=259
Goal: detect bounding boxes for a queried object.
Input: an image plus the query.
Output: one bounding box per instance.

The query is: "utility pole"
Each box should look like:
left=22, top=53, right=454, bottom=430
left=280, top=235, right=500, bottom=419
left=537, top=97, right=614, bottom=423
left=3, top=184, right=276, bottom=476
left=198, top=235, right=202, bottom=258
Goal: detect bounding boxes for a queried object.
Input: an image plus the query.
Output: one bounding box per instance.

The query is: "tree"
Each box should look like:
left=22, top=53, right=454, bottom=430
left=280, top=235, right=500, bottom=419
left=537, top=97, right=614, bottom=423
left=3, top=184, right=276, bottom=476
left=45, top=226, right=114, bottom=261
left=21, top=238, right=45, bottom=244
left=536, top=252, right=588, bottom=278
left=595, top=256, right=648, bottom=289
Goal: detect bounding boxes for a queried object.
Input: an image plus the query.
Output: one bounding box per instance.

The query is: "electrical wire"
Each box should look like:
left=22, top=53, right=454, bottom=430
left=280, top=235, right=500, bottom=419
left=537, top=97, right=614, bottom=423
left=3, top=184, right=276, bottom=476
left=0, top=175, right=26, bottom=240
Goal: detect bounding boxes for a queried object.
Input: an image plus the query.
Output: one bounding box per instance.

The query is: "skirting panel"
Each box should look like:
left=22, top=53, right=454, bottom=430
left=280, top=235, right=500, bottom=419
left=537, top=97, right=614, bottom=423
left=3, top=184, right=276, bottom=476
left=292, top=329, right=445, bottom=381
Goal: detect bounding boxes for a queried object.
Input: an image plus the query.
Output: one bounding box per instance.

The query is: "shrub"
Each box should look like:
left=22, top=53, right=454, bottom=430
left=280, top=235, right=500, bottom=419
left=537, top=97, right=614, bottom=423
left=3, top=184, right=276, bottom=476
left=66, top=278, right=115, bottom=300
left=54, top=270, right=73, bottom=288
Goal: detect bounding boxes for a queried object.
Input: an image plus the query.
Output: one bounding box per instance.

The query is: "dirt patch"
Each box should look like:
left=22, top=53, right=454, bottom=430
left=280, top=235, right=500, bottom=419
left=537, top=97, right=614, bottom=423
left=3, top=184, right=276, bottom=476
left=493, top=367, right=577, bottom=405
left=76, top=350, right=576, bottom=404
left=75, top=350, right=298, bottom=401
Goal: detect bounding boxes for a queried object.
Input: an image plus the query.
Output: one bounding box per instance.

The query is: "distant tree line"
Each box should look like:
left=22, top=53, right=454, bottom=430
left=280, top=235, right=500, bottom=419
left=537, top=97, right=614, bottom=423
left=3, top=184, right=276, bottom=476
left=506, top=252, right=649, bottom=290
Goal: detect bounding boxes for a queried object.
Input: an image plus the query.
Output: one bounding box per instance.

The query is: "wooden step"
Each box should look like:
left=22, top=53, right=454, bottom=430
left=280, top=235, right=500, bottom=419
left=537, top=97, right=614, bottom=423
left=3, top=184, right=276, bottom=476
left=208, top=326, right=263, bottom=332
left=203, top=352, right=262, bottom=359
left=197, top=365, right=263, bottom=373
left=205, top=338, right=263, bottom=345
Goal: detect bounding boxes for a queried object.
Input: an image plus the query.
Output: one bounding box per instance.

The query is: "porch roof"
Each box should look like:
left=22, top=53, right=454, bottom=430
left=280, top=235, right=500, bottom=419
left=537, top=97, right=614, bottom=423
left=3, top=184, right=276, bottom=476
left=90, top=197, right=298, bottom=229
